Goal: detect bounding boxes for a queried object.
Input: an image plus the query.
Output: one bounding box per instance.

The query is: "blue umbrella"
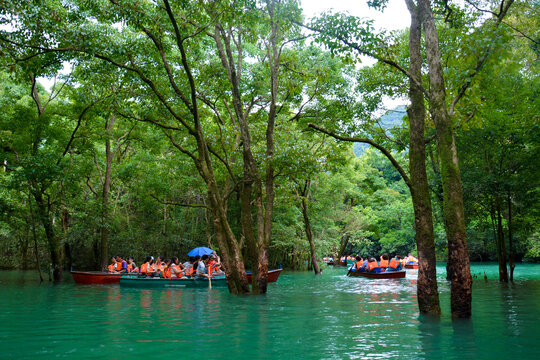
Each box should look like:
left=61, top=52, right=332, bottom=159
left=187, top=246, right=214, bottom=257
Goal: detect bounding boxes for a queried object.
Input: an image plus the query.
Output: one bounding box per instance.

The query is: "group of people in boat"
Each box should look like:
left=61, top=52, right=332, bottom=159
left=348, top=253, right=418, bottom=273
left=107, top=253, right=224, bottom=279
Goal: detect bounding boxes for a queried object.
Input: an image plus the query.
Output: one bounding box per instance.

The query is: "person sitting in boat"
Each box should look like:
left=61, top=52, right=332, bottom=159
left=183, top=257, right=195, bottom=277
left=195, top=255, right=210, bottom=279
left=387, top=256, right=402, bottom=272
left=140, top=256, right=155, bottom=277
left=407, top=253, right=418, bottom=265
left=367, top=258, right=381, bottom=273
left=107, top=256, right=117, bottom=273
left=380, top=254, right=390, bottom=269
left=153, top=256, right=165, bottom=274
left=207, top=254, right=223, bottom=276
left=350, top=255, right=364, bottom=272
left=115, top=255, right=128, bottom=273
left=126, top=256, right=138, bottom=273
left=168, top=256, right=186, bottom=278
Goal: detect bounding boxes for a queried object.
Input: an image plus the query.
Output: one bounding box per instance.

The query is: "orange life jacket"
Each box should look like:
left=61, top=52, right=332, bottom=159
left=141, top=262, right=152, bottom=275
left=389, top=258, right=400, bottom=269
left=115, top=260, right=126, bottom=272
left=185, top=267, right=194, bottom=276
left=127, top=263, right=133, bottom=273
left=368, top=260, right=380, bottom=271
left=355, top=261, right=363, bottom=270
left=108, top=264, right=115, bottom=273
left=380, top=259, right=389, bottom=267
left=207, top=260, right=219, bottom=276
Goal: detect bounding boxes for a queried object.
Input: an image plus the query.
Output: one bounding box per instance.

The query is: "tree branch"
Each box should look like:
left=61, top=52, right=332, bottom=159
left=150, top=194, right=210, bottom=209
left=298, top=22, right=429, bottom=98
left=307, top=123, right=411, bottom=188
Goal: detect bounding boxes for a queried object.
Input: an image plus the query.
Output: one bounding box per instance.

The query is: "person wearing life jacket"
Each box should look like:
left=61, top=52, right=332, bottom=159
left=367, top=258, right=381, bottom=273
left=107, top=257, right=117, bottom=273
left=207, top=254, right=223, bottom=276
left=407, top=253, right=418, bottom=265
left=380, top=254, right=390, bottom=269
left=152, top=256, right=165, bottom=275
left=388, top=256, right=402, bottom=271
left=401, top=255, right=408, bottom=267
left=195, top=255, right=210, bottom=279
left=115, top=255, right=128, bottom=273
left=140, top=256, right=154, bottom=277
left=168, top=256, right=185, bottom=278
left=182, top=257, right=195, bottom=277
left=352, top=255, right=364, bottom=272
left=126, top=256, right=138, bottom=273
left=161, top=258, right=171, bottom=278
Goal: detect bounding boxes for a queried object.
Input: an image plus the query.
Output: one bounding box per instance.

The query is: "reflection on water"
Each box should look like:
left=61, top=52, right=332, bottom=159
left=1, top=264, right=540, bottom=359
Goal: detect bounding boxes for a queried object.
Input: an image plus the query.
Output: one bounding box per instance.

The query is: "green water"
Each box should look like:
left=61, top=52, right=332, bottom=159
left=1, top=263, right=539, bottom=359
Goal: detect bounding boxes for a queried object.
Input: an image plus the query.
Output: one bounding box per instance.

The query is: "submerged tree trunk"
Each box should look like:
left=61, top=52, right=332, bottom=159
left=28, top=191, right=44, bottom=282
left=100, top=114, right=115, bottom=271
left=419, top=0, right=472, bottom=318
left=33, top=189, right=63, bottom=281
left=507, top=195, right=515, bottom=281
left=298, top=180, right=320, bottom=275
left=405, top=0, right=441, bottom=315
left=496, top=197, right=508, bottom=282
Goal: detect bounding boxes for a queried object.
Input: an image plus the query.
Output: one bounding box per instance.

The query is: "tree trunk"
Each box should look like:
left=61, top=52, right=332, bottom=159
left=33, top=189, right=63, bottom=281
left=299, top=181, right=320, bottom=275
left=419, top=0, right=472, bottom=318
left=337, top=234, right=350, bottom=262
left=405, top=0, right=441, bottom=315
left=100, top=114, right=115, bottom=271
left=28, top=191, right=44, bottom=281
left=21, top=234, right=29, bottom=270
left=496, top=196, right=508, bottom=282
left=507, top=195, right=515, bottom=281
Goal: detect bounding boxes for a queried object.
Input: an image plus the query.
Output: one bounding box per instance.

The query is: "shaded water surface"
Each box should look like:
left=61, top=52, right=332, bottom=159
left=1, top=263, right=539, bottom=359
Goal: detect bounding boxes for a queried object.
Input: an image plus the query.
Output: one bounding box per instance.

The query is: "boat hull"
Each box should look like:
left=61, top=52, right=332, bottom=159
left=120, top=276, right=229, bottom=288
left=405, top=264, right=418, bottom=269
left=349, top=270, right=406, bottom=279
left=71, top=271, right=122, bottom=284
left=246, top=269, right=282, bottom=284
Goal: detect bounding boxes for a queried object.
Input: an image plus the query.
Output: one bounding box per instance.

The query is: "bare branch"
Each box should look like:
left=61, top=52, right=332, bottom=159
left=150, top=194, right=210, bottom=209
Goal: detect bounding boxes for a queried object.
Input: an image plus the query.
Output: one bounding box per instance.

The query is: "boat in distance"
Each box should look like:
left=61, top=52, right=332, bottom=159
left=348, top=270, right=406, bottom=279
left=404, top=264, right=419, bottom=269
left=246, top=268, right=282, bottom=283
left=71, top=271, right=122, bottom=284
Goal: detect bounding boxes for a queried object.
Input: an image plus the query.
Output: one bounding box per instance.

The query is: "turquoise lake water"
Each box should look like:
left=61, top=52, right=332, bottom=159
left=1, top=263, right=539, bottom=359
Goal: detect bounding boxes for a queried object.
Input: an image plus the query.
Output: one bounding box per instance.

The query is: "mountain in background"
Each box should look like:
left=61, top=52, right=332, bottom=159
left=353, top=105, right=407, bottom=157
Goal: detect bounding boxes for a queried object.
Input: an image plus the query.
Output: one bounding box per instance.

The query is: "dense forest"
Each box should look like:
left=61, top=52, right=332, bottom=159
left=0, top=0, right=538, bottom=316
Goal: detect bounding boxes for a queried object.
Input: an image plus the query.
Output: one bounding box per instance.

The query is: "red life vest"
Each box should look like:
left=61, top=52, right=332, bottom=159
left=368, top=260, right=380, bottom=271
left=389, top=259, right=400, bottom=269
left=380, top=259, right=389, bottom=268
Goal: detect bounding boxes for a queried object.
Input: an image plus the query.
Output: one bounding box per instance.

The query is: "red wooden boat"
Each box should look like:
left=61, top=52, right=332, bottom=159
left=246, top=269, right=282, bottom=284
left=348, top=270, right=406, bottom=279
left=405, top=264, right=418, bottom=269
left=71, top=271, right=122, bottom=284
